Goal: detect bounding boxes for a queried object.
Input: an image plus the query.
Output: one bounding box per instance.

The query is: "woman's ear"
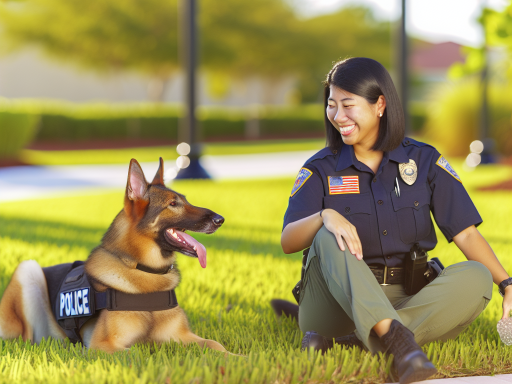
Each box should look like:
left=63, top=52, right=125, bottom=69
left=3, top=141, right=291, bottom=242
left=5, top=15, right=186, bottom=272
left=377, top=95, right=386, bottom=115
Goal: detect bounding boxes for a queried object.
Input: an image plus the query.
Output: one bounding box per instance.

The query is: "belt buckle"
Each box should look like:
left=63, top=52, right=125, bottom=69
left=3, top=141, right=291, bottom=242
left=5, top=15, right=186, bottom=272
left=381, top=265, right=390, bottom=286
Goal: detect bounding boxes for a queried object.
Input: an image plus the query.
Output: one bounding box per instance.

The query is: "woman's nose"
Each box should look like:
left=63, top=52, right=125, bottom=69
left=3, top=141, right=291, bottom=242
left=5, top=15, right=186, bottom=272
left=334, top=108, right=348, bottom=124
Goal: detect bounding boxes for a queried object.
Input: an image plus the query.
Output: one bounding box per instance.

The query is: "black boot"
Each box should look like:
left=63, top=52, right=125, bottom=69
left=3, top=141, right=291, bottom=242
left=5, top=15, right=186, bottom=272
left=380, top=320, right=437, bottom=384
left=270, top=299, right=299, bottom=323
left=301, top=331, right=367, bottom=353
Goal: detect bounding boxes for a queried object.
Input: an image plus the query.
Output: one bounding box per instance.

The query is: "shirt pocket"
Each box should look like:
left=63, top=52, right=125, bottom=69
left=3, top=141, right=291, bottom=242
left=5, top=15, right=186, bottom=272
left=391, top=185, right=432, bottom=244
left=323, top=192, right=372, bottom=246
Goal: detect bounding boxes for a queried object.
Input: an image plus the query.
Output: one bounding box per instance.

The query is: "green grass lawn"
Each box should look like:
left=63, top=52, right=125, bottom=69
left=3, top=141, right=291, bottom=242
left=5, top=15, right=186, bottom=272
left=21, top=138, right=326, bottom=166
left=1, top=162, right=512, bottom=383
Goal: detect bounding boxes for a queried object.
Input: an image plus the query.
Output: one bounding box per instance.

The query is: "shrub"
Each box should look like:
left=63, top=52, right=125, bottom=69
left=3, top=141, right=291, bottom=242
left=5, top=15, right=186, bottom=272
left=35, top=102, right=182, bottom=142
left=32, top=101, right=325, bottom=143
left=423, top=79, right=512, bottom=156
left=0, top=100, right=329, bottom=151
left=0, top=100, right=40, bottom=160
left=409, top=102, right=428, bottom=133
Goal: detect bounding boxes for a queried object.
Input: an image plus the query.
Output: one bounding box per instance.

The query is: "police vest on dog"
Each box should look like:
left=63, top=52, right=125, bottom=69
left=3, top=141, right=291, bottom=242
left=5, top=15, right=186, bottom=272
left=59, top=288, right=91, bottom=318
left=43, top=261, right=179, bottom=344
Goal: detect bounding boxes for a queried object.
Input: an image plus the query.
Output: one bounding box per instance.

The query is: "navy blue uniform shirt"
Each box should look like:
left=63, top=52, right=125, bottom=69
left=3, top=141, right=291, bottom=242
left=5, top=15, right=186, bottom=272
left=283, top=137, right=482, bottom=267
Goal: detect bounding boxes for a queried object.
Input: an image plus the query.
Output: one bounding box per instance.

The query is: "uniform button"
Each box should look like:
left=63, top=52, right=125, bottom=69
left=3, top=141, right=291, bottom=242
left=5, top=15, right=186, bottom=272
left=345, top=207, right=351, bottom=213
left=378, top=200, right=383, bottom=205
left=373, top=178, right=377, bottom=183
left=414, top=201, right=419, bottom=207
left=405, top=140, right=410, bottom=145
left=386, top=256, right=391, bottom=259
left=382, top=230, right=388, bottom=236
left=332, top=149, right=338, bottom=154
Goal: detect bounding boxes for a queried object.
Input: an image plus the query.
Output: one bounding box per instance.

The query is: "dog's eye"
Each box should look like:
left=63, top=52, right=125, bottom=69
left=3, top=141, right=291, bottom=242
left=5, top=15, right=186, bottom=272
left=169, top=201, right=177, bottom=207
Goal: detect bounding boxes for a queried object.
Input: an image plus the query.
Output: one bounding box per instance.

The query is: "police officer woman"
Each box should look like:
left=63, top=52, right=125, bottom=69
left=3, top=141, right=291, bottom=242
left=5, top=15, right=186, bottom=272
left=276, top=57, right=512, bottom=384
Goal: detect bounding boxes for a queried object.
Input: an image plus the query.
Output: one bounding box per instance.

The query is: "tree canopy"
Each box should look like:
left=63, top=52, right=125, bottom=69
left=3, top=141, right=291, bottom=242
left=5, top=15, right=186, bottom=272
left=0, top=0, right=392, bottom=102
left=449, top=4, right=512, bottom=81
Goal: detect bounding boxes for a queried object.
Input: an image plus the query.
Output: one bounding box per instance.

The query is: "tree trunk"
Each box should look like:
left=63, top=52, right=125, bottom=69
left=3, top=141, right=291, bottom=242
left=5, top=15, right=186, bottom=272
left=147, top=77, right=170, bottom=102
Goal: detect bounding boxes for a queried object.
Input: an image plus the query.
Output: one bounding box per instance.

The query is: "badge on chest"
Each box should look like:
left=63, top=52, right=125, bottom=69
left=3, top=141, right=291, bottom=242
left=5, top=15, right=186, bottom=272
left=328, top=176, right=360, bottom=194
left=399, top=159, right=418, bottom=185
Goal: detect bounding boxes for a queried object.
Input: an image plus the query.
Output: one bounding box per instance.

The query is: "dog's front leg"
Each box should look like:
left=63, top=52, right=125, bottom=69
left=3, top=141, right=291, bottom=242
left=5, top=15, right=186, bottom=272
left=150, top=307, right=228, bottom=352
left=88, top=311, right=150, bottom=353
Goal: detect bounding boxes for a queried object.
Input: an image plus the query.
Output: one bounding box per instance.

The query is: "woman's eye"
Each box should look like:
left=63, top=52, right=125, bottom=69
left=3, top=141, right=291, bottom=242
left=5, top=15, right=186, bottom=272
left=169, top=201, right=177, bottom=207
left=327, top=104, right=335, bottom=109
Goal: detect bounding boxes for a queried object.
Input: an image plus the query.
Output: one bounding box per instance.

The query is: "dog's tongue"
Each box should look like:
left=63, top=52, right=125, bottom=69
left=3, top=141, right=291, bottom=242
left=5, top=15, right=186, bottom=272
left=177, top=230, right=207, bottom=268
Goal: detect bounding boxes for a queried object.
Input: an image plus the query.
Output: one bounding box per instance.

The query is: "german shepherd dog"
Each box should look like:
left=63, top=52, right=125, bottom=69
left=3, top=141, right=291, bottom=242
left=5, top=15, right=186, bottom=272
left=0, top=158, right=228, bottom=353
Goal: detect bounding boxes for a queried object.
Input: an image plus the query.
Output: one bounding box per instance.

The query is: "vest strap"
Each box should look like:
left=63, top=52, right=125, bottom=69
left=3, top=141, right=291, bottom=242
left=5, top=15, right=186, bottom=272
left=94, top=289, right=178, bottom=311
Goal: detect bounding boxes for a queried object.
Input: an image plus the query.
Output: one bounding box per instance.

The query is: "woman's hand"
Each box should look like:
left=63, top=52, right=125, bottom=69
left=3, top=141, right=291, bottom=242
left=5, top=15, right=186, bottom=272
left=322, top=208, right=363, bottom=260
left=502, top=286, right=512, bottom=319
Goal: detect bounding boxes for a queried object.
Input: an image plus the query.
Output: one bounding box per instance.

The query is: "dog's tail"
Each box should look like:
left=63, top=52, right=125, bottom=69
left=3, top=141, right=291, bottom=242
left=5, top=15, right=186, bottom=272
left=0, top=260, right=65, bottom=342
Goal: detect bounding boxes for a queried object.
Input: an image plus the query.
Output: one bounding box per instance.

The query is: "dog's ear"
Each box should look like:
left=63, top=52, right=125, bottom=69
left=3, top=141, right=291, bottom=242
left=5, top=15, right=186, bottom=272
left=151, top=157, right=165, bottom=186
left=126, top=159, right=149, bottom=201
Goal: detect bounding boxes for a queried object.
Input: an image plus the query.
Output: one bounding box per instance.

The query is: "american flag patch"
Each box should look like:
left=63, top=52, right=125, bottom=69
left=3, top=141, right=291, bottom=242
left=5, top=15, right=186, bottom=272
left=328, top=176, right=360, bottom=194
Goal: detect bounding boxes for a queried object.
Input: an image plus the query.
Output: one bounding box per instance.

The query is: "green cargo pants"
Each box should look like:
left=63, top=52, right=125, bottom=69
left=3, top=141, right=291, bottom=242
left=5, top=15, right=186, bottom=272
left=299, top=226, right=493, bottom=354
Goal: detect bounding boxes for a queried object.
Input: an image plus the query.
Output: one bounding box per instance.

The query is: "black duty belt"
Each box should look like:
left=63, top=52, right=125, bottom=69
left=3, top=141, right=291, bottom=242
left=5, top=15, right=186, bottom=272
left=301, top=248, right=405, bottom=285
left=368, top=265, right=405, bottom=285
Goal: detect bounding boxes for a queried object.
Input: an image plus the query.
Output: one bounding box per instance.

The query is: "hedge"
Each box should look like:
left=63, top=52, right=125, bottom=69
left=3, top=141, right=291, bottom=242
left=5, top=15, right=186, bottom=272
left=0, top=100, right=40, bottom=160
left=22, top=102, right=327, bottom=143
left=0, top=99, right=429, bottom=159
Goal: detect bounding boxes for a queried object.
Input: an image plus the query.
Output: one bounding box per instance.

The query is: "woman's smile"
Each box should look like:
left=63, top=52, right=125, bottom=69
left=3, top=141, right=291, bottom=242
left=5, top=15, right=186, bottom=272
left=339, top=124, right=356, bottom=136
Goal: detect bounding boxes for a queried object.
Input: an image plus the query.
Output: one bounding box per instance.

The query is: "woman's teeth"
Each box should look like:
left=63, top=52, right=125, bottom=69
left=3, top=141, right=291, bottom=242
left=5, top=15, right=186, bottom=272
left=340, top=124, right=355, bottom=134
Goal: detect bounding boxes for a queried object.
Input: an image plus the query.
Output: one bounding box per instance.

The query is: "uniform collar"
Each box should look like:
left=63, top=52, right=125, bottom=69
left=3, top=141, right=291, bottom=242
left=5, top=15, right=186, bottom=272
left=336, top=144, right=355, bottom=171
left=388, top=143, right=410, bottom=164
left=336, top=142, right=409, bottom=172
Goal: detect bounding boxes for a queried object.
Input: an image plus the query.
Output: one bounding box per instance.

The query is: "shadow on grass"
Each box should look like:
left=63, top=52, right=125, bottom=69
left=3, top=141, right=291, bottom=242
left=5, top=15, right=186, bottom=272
left=0, top=215, right=300, bottom=260
left=0, top=215, right=106, bottom=250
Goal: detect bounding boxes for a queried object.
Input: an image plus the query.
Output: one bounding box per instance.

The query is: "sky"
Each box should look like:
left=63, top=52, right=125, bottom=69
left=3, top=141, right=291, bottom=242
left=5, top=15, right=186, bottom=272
left=293, top=0, right=509, bottom=47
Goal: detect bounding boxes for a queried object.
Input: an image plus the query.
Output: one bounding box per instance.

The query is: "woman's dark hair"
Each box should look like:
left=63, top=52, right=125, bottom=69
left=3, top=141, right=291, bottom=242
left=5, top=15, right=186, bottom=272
left=324, top=57, right=405, bottom=152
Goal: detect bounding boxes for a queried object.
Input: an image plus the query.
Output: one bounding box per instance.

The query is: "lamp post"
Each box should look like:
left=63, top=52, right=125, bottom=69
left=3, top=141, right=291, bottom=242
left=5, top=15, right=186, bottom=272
left=398, top=0, right=410, bottom=134
left=176, top=0, right=210, bottom=179
left=478, top=3, right=494, bottom=164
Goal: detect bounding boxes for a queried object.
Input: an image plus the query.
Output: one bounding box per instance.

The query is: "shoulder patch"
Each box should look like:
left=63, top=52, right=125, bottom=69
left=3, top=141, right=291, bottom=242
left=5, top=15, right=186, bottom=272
left=291, top=168, right=313, bottom=197
left=436, top=155, right=461, bottom=183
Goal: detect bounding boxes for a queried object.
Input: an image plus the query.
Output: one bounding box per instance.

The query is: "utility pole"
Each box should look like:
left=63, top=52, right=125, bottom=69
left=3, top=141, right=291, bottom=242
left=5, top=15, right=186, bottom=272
left=398, top=0, right=410, bottom=133
left=176, top=0, right=210, bottom=179
left=479, top=1, right=494, bottom=164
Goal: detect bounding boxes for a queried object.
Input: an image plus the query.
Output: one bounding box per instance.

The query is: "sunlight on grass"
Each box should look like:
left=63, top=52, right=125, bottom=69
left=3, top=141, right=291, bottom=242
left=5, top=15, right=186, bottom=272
left=0, top=163, right=512, bottom=383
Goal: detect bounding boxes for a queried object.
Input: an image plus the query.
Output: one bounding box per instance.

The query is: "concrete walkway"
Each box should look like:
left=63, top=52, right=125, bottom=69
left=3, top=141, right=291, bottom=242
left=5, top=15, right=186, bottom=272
left=0, top=150, right=316, bottom=202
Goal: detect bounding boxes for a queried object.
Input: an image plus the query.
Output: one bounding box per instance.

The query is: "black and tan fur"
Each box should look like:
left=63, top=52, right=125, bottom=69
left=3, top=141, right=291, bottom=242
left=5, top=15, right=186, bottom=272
left=0, top=158, right=228, bottom=353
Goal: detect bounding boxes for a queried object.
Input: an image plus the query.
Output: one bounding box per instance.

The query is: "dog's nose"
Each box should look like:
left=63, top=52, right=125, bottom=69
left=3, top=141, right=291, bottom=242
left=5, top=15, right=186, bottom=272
left=212, top=214, right=224, bottom=226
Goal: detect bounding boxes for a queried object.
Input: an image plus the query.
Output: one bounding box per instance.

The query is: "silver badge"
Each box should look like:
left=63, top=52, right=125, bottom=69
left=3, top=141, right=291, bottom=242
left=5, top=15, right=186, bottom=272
left=399, top=159, right=417, bottom=185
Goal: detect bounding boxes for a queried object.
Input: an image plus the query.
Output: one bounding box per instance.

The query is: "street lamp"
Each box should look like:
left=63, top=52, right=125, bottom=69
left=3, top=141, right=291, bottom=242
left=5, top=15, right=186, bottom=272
left=176, top=0, right=210, bottom=179
left=398, top=0, right=410, bottom=134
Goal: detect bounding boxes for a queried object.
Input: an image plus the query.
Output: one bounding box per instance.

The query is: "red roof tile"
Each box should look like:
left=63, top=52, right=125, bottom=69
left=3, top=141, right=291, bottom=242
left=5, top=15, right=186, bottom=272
left=410, top=41, right=466, bottom=71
